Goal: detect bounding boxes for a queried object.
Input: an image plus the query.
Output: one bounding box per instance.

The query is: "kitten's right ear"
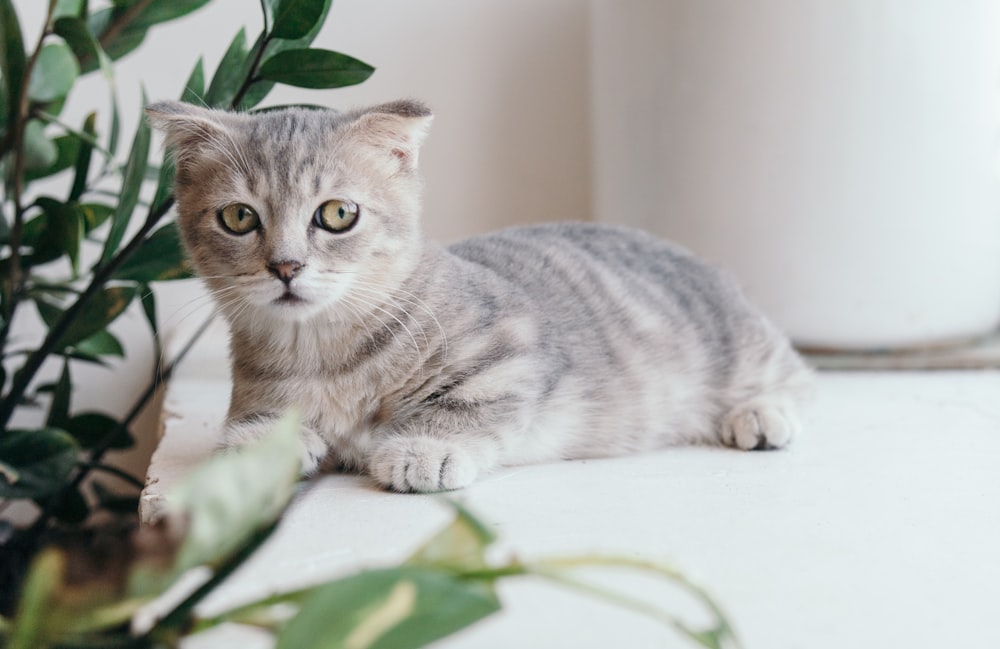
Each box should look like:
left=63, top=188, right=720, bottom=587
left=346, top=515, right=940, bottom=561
left=145, top=101, right=229, bottom=164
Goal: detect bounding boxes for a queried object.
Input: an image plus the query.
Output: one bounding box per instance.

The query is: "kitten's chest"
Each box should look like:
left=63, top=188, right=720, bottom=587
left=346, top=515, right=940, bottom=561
left=252, top=333, right=422, bottom=433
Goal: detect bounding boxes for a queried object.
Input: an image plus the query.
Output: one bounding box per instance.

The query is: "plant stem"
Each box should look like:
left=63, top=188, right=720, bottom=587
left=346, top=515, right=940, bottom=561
left=231, top=31, right=273, bottom=109
left=525, top=556, right=745, bottom=649
left=79, top=462, right=146, bottom=490
left=2, top=0, right=58, bottom=351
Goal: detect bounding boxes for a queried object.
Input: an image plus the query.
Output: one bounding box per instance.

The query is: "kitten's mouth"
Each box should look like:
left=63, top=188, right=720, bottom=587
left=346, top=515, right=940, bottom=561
left=274, top=291, right=307, bottom=306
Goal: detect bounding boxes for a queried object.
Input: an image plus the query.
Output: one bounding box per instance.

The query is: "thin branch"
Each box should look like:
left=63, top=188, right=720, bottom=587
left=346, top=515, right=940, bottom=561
left=80, top=461, right=145, bottom=490
left=231, top=31, right=273, bottom=109
left=2, top=0, right=59, bottom=348
left=526, top=556, right=744, bottom=649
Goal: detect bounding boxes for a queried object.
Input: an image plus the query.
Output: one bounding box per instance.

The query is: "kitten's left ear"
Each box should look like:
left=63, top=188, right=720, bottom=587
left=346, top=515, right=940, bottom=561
left=346, top=100, right=434, bottom=171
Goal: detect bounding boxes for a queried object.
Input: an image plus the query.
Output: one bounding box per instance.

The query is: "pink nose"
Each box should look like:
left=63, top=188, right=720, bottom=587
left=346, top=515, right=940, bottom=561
left=267, top=260, right=303, bottom=285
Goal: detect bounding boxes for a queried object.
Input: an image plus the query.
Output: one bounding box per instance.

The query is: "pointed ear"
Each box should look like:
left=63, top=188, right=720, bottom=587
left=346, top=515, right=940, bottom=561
left=344, top=100, right=434, bottom=170
left=145, top=101, right=231, bottom=168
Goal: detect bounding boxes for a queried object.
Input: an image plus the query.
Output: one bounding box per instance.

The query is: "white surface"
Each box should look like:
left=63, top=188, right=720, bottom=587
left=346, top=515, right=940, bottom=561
left=590, top=0, right=1000, bottom=348
left=144, top=323, right=1000, bottom=649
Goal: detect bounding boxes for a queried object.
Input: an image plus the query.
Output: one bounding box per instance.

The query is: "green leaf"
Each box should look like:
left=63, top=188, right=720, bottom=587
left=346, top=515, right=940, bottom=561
left=205, top=27, right=248, bottom=108
left=27, top=42, right=79, bottom=103
left=56, top=285, right=137, bottom=350
left=267, top=0, right=327, bottom=40
left=80, top=202, right=114, bottom=232
left=56, top=349, right=111, bottom=367
left=73, top=328, right=125, bottom=357
left=181, top=56, right=205, bottom=104
left=112, top=221, right=191, bottom=282
left=130, top=412, right=302, bottom=597
left=238, top=0, right=331, bottom=109
left=276, top=567, right=501, bottom=649
left=0, top=0, right=27, bottom=123
left=86, top=7, right=148, bottom=69
left=0, top=428, right=79, bottom=499
left=46, top=360, right=72, bottom=429
left=53, top=0, right=84, bottom=20
left=138, top=282, right=158, bottom=340
left=258, top=48, right=374, bottom=90
left=130, top=0, right=213, bottom=30
left=64, top=412, right=132, bottom=450
left=24, top=133, right=80, bottom=181
left=108, top=84, right=121, bottom=156
left=34, top=197, right=84, bottom=274
left=53, top=16, right=113, bottom=81
left=34, top=296, right=63, bottom=329
left=407, top=502, right=496, bottom=571
left=100, top=96, right=150, bottom=263
left=22, top=120, right=58, bottom=170
left=69, top=112, right=97, bottom=200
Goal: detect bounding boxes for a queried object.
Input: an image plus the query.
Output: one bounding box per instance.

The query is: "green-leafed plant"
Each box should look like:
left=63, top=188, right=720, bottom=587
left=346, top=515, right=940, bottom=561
left=0, top=0, right=373, bottom=614
left=0, top=413, right=745, bottom=649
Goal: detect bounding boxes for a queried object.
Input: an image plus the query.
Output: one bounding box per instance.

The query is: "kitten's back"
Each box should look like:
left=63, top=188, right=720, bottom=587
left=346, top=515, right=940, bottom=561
left=445, top=222, right=809, bottom=456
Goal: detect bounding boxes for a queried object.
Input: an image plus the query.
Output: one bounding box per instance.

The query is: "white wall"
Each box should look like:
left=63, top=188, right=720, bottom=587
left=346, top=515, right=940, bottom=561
left=591, top=0, right=1000, bottom=348
left=9, top=0, right=591, bottom=476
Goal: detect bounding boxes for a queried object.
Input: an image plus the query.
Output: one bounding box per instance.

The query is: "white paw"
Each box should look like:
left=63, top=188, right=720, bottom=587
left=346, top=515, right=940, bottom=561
left=297, top=427, right=329, bottom=475
left=221, top=418, right=329, bottom=475
left=721, top=401, right=800, bottom=450
left=369, top=436, right=480, bottom=493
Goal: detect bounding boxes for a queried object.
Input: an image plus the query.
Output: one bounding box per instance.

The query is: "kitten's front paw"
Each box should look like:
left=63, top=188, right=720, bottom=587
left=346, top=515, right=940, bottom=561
left=721, top=401, right=800, bottom=450
left=222, top=418, right=329, bottom=475
left=369, top=436, right=479, bottom=493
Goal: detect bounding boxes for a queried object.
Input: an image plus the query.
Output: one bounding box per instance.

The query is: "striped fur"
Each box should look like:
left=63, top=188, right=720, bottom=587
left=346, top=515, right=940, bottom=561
left=147, top=100, right=812, bottom=492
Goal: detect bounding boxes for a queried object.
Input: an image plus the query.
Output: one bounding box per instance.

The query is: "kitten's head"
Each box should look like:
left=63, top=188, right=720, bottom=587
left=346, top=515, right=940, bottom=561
left=146, top=100, right=433, bottom=324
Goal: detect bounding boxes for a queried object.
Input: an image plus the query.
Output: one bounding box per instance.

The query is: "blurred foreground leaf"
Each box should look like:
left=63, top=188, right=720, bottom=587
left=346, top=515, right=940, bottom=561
left=276, top=567, right=500, bottom=649
left=130, top=411, right=302, bottom=599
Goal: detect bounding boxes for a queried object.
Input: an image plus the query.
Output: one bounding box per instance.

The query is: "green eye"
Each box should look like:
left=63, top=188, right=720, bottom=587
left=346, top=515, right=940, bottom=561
left=218, top=203, right=260, bottom=234
left=314, top=199, right=359, bottom=233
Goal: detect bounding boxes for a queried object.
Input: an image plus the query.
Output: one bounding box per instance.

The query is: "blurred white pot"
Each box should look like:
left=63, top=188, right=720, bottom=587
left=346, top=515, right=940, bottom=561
left=591, top=0, right=1000, bottom=350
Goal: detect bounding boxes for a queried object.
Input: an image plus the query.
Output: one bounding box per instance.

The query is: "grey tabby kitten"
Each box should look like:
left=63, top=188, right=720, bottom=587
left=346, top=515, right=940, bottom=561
left=146, top=99, right=811, bottom=493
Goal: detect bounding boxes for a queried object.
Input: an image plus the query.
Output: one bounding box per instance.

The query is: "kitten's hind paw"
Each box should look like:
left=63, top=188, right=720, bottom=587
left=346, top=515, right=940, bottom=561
left=369, top=436, right=479, bottom=493
left=721, top=400, right=800, bottom=450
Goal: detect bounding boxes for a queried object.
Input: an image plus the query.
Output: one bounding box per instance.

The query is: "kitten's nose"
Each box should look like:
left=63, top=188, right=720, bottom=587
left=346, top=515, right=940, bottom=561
left=267, top=260, right=303, bottom=285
